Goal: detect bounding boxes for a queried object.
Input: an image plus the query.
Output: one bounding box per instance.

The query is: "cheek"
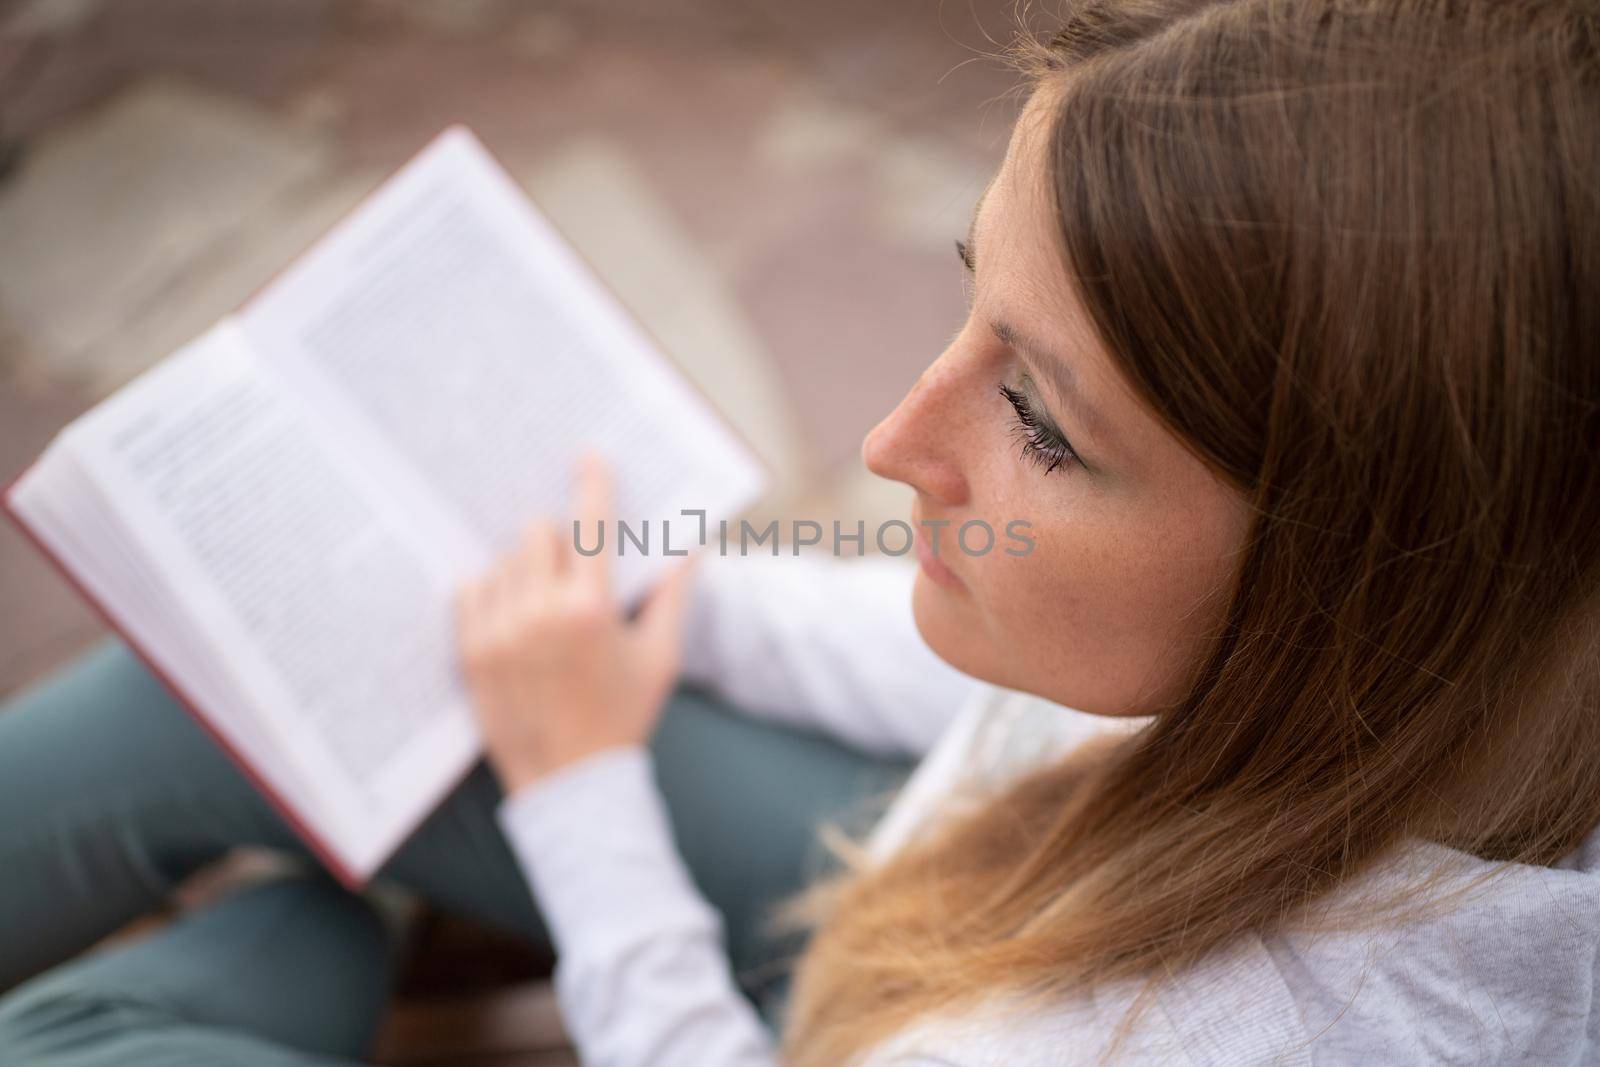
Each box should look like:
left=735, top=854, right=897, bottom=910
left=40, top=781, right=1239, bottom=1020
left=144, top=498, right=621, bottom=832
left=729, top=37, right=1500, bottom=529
left=916, top=489, right=1243, bottom=717
left=984, top=521, right=1145, bottom=711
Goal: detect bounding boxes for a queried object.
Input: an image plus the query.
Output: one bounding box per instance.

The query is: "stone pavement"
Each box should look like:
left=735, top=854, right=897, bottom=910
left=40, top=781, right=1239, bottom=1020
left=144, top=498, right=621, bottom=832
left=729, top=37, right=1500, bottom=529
left=0, top=0, right=1025, bottom=698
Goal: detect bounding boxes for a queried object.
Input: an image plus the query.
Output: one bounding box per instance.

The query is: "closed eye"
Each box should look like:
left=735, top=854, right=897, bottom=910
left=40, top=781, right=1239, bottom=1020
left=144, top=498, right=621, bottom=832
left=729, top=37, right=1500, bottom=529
left=999, top=382, right=1081, bottom=475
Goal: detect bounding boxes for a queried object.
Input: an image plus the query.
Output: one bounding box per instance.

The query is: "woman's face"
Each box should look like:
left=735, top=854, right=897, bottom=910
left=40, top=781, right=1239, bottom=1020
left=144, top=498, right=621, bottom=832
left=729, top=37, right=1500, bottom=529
left=863, top=85, right=1253, bottom=717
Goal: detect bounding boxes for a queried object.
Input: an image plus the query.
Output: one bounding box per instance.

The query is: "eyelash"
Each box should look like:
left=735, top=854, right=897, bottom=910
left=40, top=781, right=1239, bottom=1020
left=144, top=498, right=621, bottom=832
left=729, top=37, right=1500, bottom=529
left=998, top=382, right=1080, bottom=475
left=963, top=239, right=1082, bottom=476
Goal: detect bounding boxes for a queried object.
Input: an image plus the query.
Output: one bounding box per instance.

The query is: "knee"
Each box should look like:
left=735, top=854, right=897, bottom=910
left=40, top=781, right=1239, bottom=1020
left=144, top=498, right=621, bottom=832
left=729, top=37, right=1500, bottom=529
left=0, top=981, right=147, bottom=1063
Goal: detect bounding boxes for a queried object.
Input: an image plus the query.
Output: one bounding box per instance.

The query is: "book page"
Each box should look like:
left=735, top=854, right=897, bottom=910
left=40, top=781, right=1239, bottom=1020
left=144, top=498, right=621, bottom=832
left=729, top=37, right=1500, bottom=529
left=62, top=322, right=479, bottom=876
left=238, top=127, right=768, bottom=603
left=6, top=438, right=313, bottom=842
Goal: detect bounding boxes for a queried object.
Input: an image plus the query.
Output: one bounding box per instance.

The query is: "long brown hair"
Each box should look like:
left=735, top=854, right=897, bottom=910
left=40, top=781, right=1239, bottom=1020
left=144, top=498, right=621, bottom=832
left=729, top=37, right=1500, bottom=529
left=781, top=1, right=1600, bottom=1063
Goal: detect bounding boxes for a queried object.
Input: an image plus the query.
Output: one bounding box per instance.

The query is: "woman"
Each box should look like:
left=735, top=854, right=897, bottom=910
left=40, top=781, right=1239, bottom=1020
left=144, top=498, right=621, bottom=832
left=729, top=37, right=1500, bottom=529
left=3, top=0, right=1598, bottom=1063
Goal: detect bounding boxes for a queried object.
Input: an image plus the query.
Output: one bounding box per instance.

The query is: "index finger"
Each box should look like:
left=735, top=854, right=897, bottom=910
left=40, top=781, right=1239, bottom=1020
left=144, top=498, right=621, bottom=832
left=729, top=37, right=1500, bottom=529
left=571, top=450, right=614, bottom=600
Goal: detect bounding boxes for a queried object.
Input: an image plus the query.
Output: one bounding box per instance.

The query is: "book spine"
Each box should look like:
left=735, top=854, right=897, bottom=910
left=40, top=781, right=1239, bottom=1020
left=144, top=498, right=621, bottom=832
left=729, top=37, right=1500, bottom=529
left=0, top=463, right=366, bottom=890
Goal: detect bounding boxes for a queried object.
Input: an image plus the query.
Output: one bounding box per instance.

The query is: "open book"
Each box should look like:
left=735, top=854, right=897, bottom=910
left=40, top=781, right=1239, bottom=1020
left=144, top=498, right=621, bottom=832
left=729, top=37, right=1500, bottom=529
left=3, top=126, right=768, bottom=887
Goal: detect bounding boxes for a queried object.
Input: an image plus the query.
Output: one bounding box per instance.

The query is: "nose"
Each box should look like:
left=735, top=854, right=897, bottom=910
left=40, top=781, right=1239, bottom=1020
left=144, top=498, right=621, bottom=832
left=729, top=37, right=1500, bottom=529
left=862, top=348, right=972, bottom=507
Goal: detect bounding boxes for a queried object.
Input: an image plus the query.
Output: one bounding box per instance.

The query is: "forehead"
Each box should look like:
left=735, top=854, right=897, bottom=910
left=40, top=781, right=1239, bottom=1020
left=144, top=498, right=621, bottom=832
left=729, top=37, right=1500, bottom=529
left=977, top=89, right=1064, bottom=263
left=980, top=95, right=1123, bottom=367
left=974, top=81, right=1092, bottom=321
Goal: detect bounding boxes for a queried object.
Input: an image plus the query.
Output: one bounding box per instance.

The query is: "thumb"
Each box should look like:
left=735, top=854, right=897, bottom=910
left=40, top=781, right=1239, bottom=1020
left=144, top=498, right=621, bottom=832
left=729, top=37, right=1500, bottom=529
left=634, top=554, right=700, bottom=665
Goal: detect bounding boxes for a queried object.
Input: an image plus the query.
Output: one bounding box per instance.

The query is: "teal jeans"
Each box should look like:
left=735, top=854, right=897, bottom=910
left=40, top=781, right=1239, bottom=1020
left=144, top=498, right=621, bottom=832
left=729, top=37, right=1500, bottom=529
left=0, top=638, right=907, bottom=1064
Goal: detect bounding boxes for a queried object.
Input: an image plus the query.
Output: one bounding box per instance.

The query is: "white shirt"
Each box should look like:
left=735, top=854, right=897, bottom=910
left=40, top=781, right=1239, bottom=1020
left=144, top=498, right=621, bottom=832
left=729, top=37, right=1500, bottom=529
left=497, top=554, right=1600, bottom=1066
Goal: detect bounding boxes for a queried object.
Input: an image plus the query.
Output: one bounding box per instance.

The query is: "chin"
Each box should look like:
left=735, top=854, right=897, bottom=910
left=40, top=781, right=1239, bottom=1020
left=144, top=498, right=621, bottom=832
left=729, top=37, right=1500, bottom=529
left=910, top=571, right=994, bottom=682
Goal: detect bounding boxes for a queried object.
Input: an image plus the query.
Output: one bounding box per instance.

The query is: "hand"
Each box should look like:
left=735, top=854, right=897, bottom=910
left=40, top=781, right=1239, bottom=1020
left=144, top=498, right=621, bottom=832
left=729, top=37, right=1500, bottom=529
left=453, top=454, right=696, bottom=793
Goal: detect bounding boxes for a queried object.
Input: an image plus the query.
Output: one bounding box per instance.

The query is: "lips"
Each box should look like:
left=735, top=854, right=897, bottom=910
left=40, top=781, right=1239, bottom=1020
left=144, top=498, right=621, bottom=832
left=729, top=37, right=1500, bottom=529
left=913, top=521, right=965, bottom=590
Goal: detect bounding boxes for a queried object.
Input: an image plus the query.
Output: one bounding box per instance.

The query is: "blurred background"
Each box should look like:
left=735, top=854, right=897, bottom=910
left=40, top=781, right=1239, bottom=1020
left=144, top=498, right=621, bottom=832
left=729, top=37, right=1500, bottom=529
left=0, top=0, right=1026, bottom=702
left=0, top=1, right=1025, bottom=1061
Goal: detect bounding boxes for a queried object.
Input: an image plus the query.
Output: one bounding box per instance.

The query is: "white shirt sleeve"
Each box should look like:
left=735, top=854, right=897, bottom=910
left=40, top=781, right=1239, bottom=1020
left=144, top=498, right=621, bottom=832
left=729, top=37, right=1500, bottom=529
left=676, top=552, right=978, bottom=759
left=498, top=746, right=781, bottom=1067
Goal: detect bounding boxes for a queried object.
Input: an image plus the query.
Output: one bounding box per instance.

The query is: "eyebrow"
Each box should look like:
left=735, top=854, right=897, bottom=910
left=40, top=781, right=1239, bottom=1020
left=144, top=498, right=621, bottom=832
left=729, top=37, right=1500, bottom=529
left=992, top=318, right=1119, bottom=458
left=987, top=317, right=1079, bottom=407
left=965, top=259, right=1115, bottom=454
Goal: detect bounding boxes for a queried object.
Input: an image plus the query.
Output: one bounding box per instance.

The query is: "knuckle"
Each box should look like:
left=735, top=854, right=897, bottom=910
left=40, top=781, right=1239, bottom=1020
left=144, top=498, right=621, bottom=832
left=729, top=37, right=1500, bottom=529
left=461, top=640, right=495, bottom=674
left=561, top=595, right=608, bottom=631
left=476, top=625, right=518, bottom=661
left=495, top=617, right=529, bottom=646
left=454, top=581, right=484, bottom=618
left=522, top=596, right=550, bottom=623
left=511, top=604, right=550, bottom=636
